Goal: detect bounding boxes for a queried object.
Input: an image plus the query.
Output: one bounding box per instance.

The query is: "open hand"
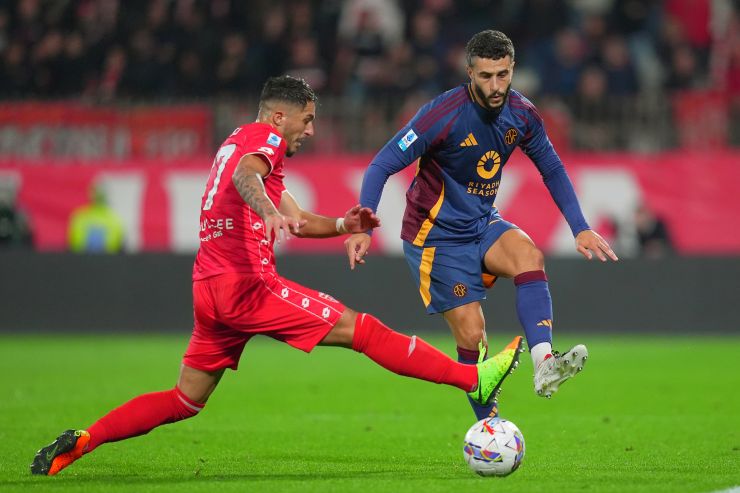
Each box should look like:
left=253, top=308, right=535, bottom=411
left=343, top=204, right=381, bottom=233
left=575, top=229, right=618, bottom=262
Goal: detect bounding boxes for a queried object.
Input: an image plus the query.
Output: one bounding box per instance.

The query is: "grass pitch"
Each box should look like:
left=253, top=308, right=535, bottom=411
left=1, top=333, right=738, bottom=493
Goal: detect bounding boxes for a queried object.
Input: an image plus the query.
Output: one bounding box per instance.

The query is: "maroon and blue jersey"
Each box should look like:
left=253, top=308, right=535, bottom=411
left=360, top=84, right=589, bottom=246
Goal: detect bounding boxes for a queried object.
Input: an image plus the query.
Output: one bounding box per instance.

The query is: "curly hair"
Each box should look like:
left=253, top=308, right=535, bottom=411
left=465, top=30, right=515, bottom=66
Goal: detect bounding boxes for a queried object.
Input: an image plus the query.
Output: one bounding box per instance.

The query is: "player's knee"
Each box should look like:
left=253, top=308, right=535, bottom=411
left=320, top=308, right=357, bottom=348
left=454, top=324, right=486, bottom=350
left=173, top=387, right=206, bottom=420
left=444, top=306, right=485, bottom=349
left=515, top=247, right=545, bottom=273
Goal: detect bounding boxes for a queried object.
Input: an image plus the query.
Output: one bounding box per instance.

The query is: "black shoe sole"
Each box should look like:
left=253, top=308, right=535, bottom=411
left=30, top=429, right=78, bottom=475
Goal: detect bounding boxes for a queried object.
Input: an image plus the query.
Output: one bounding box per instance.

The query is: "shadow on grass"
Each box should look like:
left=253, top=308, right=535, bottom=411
left=4, top=469, right=478, bottom=486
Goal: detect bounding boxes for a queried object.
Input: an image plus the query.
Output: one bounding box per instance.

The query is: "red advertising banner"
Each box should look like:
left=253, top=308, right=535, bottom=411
left=1, top=151, right=739, bottom=255
left=0, top=102, right=212, bottom=161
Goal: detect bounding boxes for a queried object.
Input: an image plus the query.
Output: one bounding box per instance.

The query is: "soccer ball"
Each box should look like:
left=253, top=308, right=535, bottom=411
left=462, top=417, right=525, bottom=476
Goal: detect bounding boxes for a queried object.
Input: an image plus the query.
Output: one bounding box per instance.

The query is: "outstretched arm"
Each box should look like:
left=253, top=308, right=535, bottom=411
left=279, top=191, right=380, bottom=239
left=521, top=112, right=617, bottom=262
left=539, top=166, right=617, bottom=262
left=350, top=93, right=456, bottom=268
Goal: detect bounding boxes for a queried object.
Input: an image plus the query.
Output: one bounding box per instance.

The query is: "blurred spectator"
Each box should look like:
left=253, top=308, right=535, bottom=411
left=29, top=29, right=63, bottom=96
left=711, top=0, right=740, bottom=147
left=541, top=28, right=586, bottom=96
left=599, top=34, right=639, bottom=94
left=57, top=31, right=90, bottom=96
left=579, top=12, right=609, bottom=56
left=289, top=0, right=316, bottom=39
left=407, top=9, right=448, bottom=93
left=338, top=0, right=404, bottom=50
left=68, top=185, right=124, bottom=254
left=286, top=36, right=328, bottom=93
left=214, top=32, right=251, bottom=96
left=0, top=0, right=736, bottom=150
left=96, top=45, right=126, bottom=101
left=607, top=0, right=663, bottom=89
left=0, top=40, right=31, bottom=97
left=664, top=44, right=702, bottom=90
left=664, top=0, right=711, bottom=56
left=0, top=179, right=33, bottom=249
left=571, top=65, right=619, bottom=149
left=119, top=29, right=168, bottom=97
left=246, top=6, right=289, bottom=91
left=656, top=13, right=702, bottom=88
left=386, top=41, right=420, bottom=93
left=336, top=0, right=404, bottom=102
left=634, top=203, right=673, bottom=258
left=515, top=0, right=570, bottom=72
left=174, top=49, right=211, bottom=98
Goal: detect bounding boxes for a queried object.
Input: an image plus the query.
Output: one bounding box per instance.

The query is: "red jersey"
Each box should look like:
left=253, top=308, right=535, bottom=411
left=193, top=122, right=287, bottom=280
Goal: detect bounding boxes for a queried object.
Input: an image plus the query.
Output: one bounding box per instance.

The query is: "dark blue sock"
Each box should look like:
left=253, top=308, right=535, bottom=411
left=514, top=270, right=554, bottom=350
left=457, top=346, right=499, bottom=420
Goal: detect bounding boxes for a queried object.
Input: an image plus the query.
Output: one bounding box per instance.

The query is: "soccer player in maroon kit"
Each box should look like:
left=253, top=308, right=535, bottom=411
left=31, top=76, right=524, bottom=476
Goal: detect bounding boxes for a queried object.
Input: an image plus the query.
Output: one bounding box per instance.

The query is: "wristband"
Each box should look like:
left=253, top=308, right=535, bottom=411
left=336, top=217, right=348, bottom=234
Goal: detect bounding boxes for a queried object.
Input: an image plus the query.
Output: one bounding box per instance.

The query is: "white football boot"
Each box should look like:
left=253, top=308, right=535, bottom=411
left=533, top=344, right=588, bottom=398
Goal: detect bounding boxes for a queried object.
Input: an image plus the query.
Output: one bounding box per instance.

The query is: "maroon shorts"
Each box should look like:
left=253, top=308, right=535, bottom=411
left=183, top=272, right=345, bottom=371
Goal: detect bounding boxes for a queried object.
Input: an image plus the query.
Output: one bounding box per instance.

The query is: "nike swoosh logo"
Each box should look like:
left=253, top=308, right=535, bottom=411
left=488, top=219, right=501, bottom=225
left=45, top=443, right=59, bottom=461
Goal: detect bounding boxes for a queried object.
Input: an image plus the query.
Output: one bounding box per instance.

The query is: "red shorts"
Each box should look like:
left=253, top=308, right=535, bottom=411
left=183, top=272, right=345, bottom=371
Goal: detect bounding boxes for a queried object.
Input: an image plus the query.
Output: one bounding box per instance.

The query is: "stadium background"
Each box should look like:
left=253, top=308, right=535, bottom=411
left=1, top=2, right=739, bottom=492
left=1, top=0, right=738, bottom=332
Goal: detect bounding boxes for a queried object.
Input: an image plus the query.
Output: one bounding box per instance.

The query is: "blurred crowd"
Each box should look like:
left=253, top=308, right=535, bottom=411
left=1, top=0, right=739, bottom=149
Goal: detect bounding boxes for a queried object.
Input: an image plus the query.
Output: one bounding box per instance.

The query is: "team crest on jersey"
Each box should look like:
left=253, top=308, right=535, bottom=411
left=258, top=146, right=275, bottom=156
left=267, top=132, right=282, bottom=147
left=504, top=128, right=518, bottom=145
left=397, top=129, right=418, bottom=151
left=453, top=283, right=467, bottom=297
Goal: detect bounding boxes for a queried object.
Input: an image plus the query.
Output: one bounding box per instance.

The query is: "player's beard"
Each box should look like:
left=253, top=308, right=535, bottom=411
left=474, top=83, right=510, bottom=111
left=286, top=142, right=299, bottom=157
left=286, top=139, right=303, bottom=157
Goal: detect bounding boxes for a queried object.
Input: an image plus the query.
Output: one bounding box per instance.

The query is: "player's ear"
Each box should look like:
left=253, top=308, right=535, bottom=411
left=271, top=110, right=285, bottom=127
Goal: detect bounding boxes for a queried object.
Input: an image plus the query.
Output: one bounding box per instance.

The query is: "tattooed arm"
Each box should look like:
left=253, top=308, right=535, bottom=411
left=232, top=154, right=304, bottom=242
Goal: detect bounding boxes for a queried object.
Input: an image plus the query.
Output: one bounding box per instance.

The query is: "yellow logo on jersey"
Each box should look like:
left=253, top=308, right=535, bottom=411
left=505, top=128, right=518, bottom=145
left=537, top=319, right=553, bottom=328
left=459, top=133, right=478, bottom=147
left=476, top=150, right=501, bottom=179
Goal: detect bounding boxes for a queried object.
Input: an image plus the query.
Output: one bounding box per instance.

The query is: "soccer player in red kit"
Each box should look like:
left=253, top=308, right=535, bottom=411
left=30, top=76, right=524, bottom=476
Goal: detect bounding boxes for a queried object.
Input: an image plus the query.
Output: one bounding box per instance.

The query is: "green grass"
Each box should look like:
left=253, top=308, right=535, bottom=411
left=1, top=333, right=738, bottom=493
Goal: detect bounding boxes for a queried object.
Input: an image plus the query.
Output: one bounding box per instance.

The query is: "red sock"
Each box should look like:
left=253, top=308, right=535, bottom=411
left=86, top=387, right=204, bottom=453
left=352, top=313, right=478, bottom=392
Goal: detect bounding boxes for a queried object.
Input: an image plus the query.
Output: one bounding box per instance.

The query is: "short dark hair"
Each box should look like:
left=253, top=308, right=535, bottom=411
left=465, top=30, right=515, bottom=66
left=259, top=75, right=317, bottom=110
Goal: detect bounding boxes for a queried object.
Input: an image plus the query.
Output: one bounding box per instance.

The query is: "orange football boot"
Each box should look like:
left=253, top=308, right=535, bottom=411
left=30, top=429, right=90, bottom=475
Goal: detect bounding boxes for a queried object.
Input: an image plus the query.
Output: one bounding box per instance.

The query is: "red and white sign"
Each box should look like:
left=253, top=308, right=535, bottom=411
left=1, top=152, right=739, bottom=255
left=0, top=102, right=212, bottom=161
